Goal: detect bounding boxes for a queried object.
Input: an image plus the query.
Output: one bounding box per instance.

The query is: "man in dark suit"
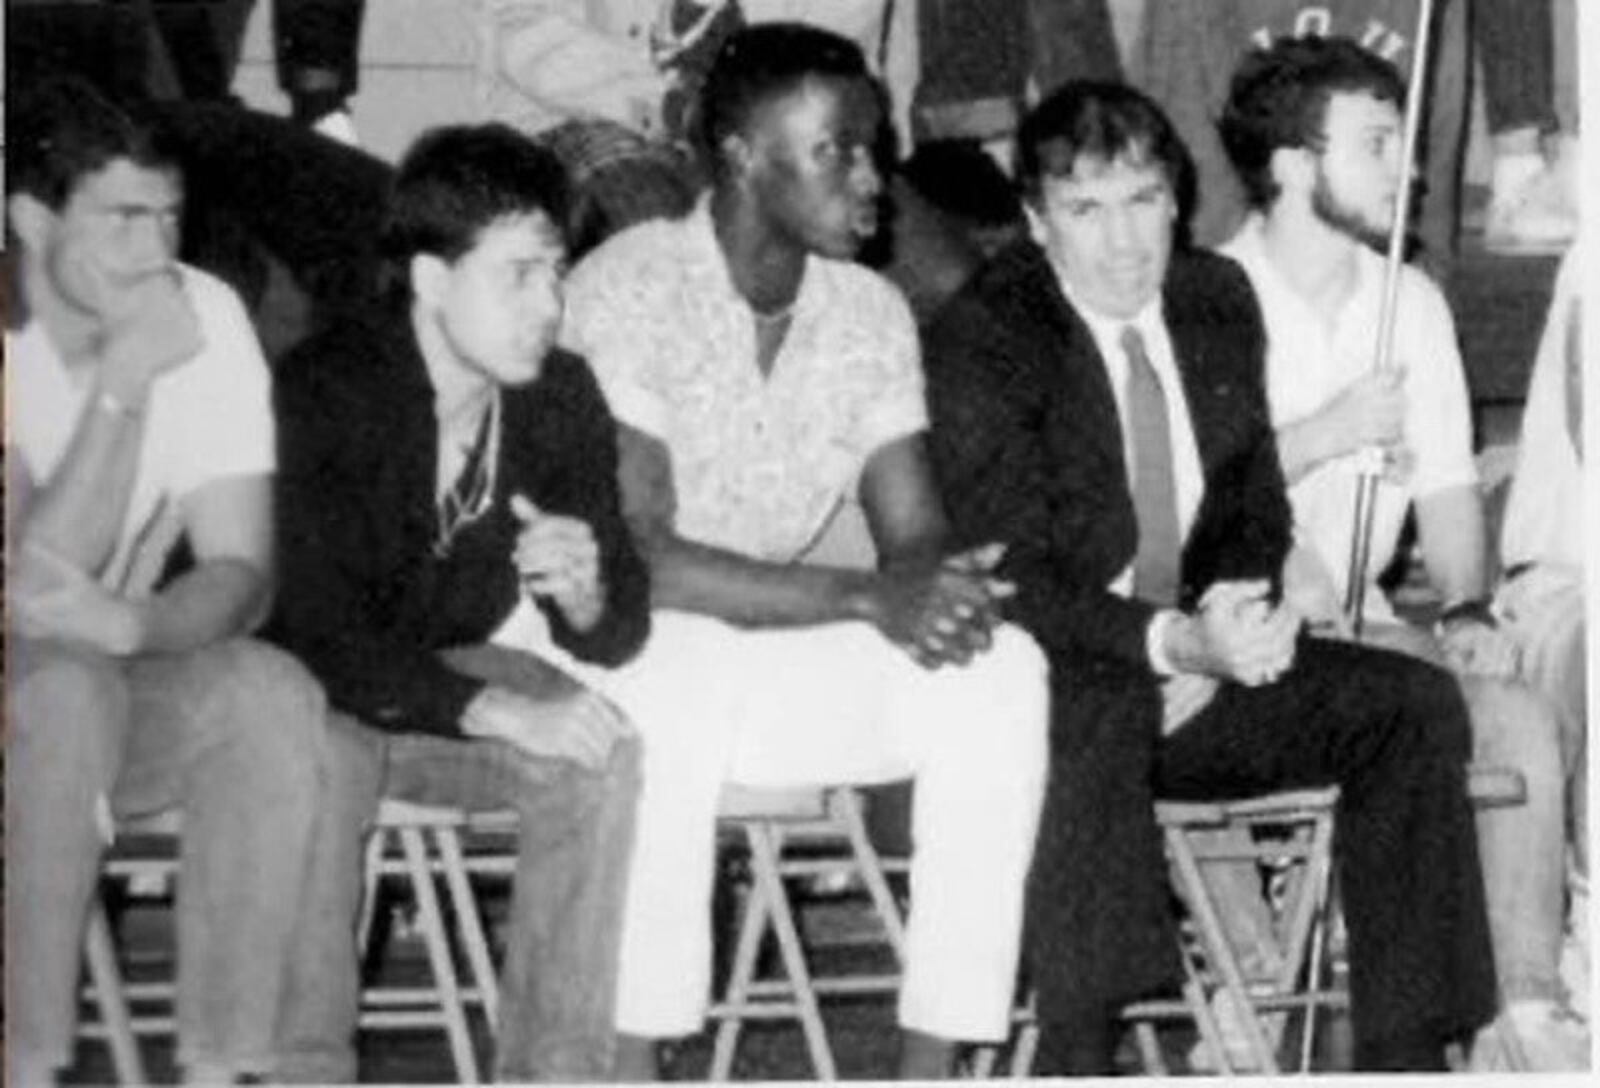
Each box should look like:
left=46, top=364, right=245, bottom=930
left=922, top=81, right=1497, bottom=1073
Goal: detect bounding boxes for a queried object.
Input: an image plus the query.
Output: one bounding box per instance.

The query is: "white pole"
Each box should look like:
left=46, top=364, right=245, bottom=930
left=1342, top=0, right=1438, bottom=633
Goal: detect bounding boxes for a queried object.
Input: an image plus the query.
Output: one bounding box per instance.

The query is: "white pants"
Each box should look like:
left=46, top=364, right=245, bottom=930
left=563, top=611, right=1050, bottom=1040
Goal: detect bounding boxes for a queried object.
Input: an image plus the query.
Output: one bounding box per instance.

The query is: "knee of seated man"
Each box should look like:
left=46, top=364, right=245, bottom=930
left=974, top=623, right=1049, bottom=690
left=8, top=641, right=128, bottom=750
left=1392, top=653, right=1477, bottom=762
left=570, top=731, right=645, bottom=815
left=606, top=729, right=644, bottom=789
left=1463, top=676, right=1567, bottom=792
left=190, top=639, right=329, bottom=768
left=951, top=624, right=1051, bottom=767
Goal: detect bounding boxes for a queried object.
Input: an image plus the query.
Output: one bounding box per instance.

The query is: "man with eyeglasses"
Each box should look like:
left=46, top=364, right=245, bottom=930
left=5, top=74, right=328, bottom=1087
left=265, top=123, right=649, bottom=1081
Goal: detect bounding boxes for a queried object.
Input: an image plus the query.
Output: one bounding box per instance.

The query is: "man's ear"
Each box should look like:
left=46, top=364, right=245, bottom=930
left=720, top=131, right=756, bottom=184
left=409, top=252, right=450, bottom=308
left=7, top=192, right=56, bottom=254
left=1270, top=145, right=1315, bottom=199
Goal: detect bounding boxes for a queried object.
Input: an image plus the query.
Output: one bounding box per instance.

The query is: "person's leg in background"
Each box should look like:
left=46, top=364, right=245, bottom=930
left=1498, top=574, right=1589, bottom=1023
left=1335, top=619, right=1585, bottom=1068
left=143, top=0, right=257, bottom=102
left=274, top=0, right=367, bottom=144
left=1418, top=0, right=1471, bottom=273
left=1475, top=0, right=1577, bottom=249
left=1026, top=0, right=1126, bottom=96
left=7, top=0, right=153, bottom=103
left=1458, top=674, right=1588, bottom=1069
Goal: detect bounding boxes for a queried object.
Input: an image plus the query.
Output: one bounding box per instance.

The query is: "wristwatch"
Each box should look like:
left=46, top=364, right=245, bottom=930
left=1435, top=596, right=1497, bottom=633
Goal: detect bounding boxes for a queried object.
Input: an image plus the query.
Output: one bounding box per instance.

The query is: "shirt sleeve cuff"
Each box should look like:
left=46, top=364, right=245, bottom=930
left=1146, top=608, right=1182, bottom=676
left=858, top=398, right=929, bottom=457
left=600, top=381, right=668, bottom=438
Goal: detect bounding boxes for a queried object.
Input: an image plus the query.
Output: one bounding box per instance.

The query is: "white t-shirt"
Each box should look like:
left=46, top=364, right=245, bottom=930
left=5, top=265, right=276, bottom=597
left=1501, top=243, right=1584, bottom=575
left=562, top=198, right=926, bottom=563
left=1221, top=216, right=1478, bottom=622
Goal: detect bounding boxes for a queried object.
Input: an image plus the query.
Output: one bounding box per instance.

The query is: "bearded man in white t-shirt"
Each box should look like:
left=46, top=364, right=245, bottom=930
left=4, top=75, right=328, bottom=1087
left=1216, top=36, right=1584, bottom=1070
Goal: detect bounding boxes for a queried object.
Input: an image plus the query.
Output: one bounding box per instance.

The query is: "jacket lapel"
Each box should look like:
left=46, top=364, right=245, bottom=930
left=1006, top=243, right=1129, bottom=482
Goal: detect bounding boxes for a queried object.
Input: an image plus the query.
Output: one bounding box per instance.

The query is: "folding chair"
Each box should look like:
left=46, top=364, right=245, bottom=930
left=356, top=798, right=518, bottom=1085
left=78, top=800, right=517, bottom=1085
left=970, top=787, right=1344, bottom=1078
left=706, top=783, right=909, bottom=1080
left=1138, top=787, right=1347, bottom=1074
left=79, top=811, right=184, bottom=1086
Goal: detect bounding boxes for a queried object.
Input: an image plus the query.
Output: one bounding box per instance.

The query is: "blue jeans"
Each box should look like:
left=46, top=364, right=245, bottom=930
left=4, top=637, right=327, bottom=1079
left=274, top=645, right=641, bottom=1083
left=1359, top=623, right=1569, bottom=1003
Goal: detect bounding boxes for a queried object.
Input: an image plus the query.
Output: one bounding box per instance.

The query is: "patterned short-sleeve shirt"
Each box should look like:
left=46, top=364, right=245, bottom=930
left=562, top=199, right=927, bottom=562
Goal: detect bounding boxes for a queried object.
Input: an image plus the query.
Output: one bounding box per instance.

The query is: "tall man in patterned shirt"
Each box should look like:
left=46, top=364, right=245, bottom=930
left=556, top=22, right=1050, bottom=1080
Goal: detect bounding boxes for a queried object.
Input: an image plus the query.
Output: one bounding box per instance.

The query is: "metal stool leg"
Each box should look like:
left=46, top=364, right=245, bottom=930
left=832, top=789, right=907, bottom=956
left=397, top=825, right=481, bottom=1084
left=747, top=822, right=837, bottom=1079
left=84, top=899, right=148, bottom=1086
left=711, top=862, right=774, bottom=1080
left=1166, top=824, right=1280, bottom=1072
left=433, top=824, right=500, bottom=1027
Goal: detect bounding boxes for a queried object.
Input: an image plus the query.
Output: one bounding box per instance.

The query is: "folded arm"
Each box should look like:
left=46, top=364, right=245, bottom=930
left=617, top=423, right=1004, bottom=665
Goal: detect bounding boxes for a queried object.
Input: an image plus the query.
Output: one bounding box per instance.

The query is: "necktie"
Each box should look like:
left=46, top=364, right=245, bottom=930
left=1121, top=325, right=1181, bottom=606
left=434, top=401, right=496, bottom=559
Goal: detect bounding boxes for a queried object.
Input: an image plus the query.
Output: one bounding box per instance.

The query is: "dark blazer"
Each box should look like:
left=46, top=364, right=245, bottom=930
left=268, top=309, right=651, bottom=737
left=923, top=239, right=1292, bottom=1020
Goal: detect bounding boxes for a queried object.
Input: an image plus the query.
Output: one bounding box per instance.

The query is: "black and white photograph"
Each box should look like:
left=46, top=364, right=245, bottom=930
left=3, top=1, right=1594, bottom=1082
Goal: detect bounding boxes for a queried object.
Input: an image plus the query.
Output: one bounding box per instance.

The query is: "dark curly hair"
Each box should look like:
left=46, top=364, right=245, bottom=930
left=694, top=21, right=872, bottom=180
left=9, top=73, right=176, bottom=212
left=378, top=123, right=570, bottom=299
left=1218, top=35, right=1405, bottom=210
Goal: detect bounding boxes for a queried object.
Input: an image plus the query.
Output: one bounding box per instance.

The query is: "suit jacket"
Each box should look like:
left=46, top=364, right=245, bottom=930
left=268, top=308, right=651, bottom=738
left=924, top=239, right=1292, bottom=1020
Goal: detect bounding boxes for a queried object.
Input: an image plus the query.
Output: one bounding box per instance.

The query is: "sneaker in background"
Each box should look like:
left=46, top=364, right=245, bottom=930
left=1484, top=141, right=1579, bottom=255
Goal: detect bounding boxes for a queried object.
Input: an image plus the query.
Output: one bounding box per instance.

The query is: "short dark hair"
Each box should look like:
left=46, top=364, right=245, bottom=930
left=695, top=22, right=872, bottom=178
left=1014, top=80, right=1196, bottom=229
left=1219, top=35, right=1407, bottom=210
left=8, top=73, right=176, bottom=211
left=378, top=123, right=570, bottom=296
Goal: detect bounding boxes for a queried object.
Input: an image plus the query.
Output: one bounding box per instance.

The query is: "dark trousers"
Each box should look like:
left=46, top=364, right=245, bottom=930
left=145, top=0, right=369, bottom=113
left=272, top=0, right=366, bottom=114
left=1475, top=0, right=1556, bottom=134
left=1035, top=636, right=1497, bottom=1074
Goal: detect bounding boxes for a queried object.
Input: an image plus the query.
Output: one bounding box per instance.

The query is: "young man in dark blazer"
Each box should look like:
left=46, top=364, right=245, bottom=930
left=922, top=81, right=1496, bottom=1074
left=266, top=123, right=648, bottom=1082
